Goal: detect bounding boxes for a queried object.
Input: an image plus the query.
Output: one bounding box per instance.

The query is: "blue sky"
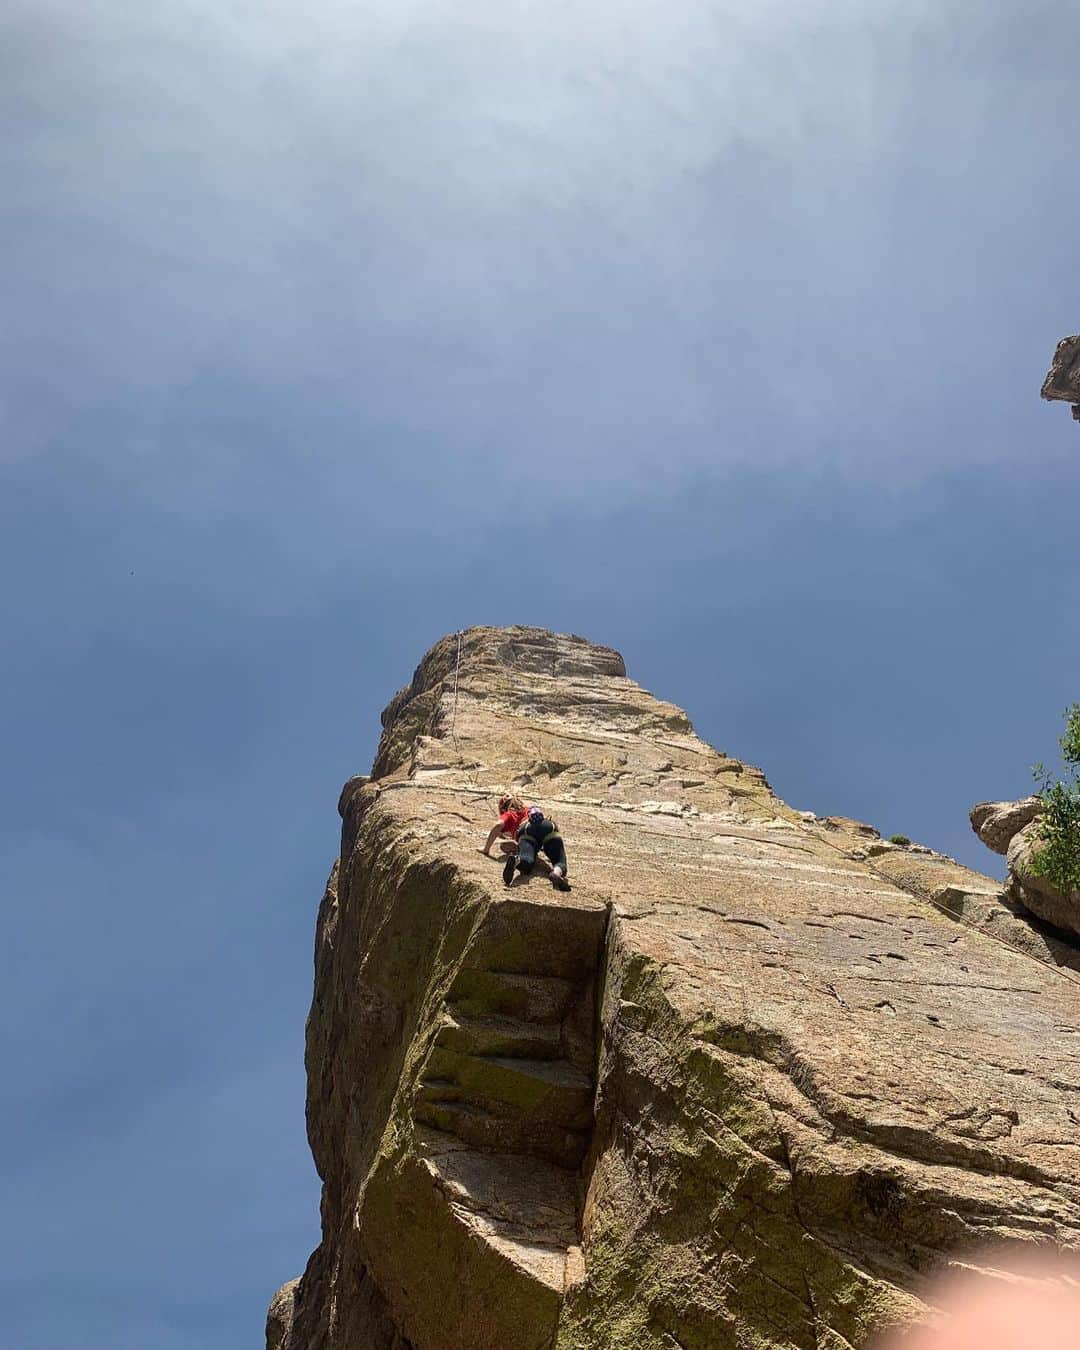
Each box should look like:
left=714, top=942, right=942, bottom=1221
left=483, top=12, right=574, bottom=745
left=2, top=2, right=1079, bottom=1345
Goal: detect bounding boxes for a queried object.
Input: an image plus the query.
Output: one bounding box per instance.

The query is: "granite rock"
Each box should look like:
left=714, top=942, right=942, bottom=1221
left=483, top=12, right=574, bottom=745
left=1006, top=822, right=1080, bottom=940
left=970, top=797, right=1043, bottom=856
left=970, top=796, right=1080, bottom=942
left=1041, top=335, right=1080, bottom=421
left=272, top=628, right=1080, bottom=1350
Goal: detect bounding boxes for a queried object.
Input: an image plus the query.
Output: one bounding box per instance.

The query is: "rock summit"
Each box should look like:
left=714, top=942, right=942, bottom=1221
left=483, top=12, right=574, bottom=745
left=270, top=627, right=1080, bottom=1349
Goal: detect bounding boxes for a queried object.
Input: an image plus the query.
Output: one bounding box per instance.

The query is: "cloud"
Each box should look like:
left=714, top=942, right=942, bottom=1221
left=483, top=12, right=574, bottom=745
left=2, top=1, right=1077, bottom=495
left=4, top=12, right=1078, bottom=1346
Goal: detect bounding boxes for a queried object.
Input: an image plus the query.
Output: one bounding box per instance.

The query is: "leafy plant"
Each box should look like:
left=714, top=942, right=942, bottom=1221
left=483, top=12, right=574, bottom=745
left=888, top=834, right=911, bottom=846
left=1031, top=703, right=1080, bottom=895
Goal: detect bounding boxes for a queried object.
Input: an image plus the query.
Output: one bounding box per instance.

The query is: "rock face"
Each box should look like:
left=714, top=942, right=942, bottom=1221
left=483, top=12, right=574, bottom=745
left=272, top=628, right=1080, bottom=1350
left=1007, top=826, right=1080, bottom=937
left=1041, top=334, right=1080, bottom=421
left=266, top=1279, right=299, bottom=1350
left=970, top=797, right=1080, bottom=941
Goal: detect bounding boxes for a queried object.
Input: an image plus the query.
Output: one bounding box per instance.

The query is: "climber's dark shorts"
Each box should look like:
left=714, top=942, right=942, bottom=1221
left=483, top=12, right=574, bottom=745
left=517, top=833, right=567, bottom=876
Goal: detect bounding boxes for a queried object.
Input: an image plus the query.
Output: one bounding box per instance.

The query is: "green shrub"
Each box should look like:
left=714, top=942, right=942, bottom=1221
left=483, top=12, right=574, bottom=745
left=888, top=834, right=911, bottom=846
left=1031, top=703, right=1080, bottom=895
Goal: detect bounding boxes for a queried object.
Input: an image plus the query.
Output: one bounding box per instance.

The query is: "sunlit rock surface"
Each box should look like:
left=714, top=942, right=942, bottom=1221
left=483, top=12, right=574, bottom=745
left=971, top=796, right=1080, bottom=943
left=271, top=627, right=1080, bottom=1350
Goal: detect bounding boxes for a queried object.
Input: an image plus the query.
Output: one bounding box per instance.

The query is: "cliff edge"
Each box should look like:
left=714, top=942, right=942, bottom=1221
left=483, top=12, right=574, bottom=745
left=270, top=627, right=1080, bottom=1349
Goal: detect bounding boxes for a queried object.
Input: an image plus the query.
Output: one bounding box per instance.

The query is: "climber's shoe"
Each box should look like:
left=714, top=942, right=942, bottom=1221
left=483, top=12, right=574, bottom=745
left=502, top=854, right=517, bottom=887
left=550, top=870, right=571, bottom=892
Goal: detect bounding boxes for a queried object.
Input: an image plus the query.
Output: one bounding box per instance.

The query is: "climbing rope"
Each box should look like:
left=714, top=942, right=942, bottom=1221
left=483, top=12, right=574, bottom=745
left=450, top=629, right=463, bottom=745
left=809, top=828, right=1080, bottom=992
left=421, top=628, right=1080, bottom=992
left=446, top=629, right=489, bottom=795
left=443, top=627, right=530, bottom=803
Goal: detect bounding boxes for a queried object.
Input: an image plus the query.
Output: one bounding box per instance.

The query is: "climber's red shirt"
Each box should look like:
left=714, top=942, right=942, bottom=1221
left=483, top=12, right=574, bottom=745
left=499, top=807, right=528, bottom=836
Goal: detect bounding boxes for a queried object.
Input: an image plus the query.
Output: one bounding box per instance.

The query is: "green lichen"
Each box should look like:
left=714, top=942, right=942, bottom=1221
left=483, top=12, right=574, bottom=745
left=558, top=946, right=912, bottom=1350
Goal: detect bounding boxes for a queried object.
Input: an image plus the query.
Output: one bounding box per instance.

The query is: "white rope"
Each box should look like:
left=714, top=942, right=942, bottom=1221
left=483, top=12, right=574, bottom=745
left=810, top=829, right=1080, bottom=992
left=450, top=630, right=463, bottom=744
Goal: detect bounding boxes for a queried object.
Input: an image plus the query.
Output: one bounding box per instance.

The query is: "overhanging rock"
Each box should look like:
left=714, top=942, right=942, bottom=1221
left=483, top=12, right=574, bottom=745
left=270, top=626, right=1080, bottom=1350
left=1041, top=334, right=1080, bottom=422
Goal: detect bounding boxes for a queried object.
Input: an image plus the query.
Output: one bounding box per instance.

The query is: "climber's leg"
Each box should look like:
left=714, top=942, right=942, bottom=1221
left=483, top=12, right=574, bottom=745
left=515, top=837, right=537, bottom=878
left=543, top=837, right=571, bottom=891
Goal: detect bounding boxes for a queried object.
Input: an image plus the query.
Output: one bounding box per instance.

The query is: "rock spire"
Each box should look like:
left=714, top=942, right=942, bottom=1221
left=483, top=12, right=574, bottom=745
left=270, top=626, right=1080, bottom=1349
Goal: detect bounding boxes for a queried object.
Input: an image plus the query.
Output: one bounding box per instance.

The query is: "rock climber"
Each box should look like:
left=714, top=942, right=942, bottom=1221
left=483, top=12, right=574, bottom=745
left=504, top=805, right=571, bottom=891
left=480, top=794, right=529, bottom=857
